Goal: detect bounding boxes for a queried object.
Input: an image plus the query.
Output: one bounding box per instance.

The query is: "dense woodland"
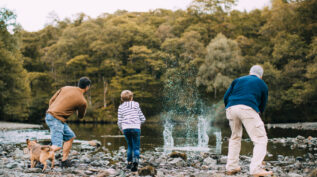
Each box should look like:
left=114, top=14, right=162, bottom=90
left=0, top=0, right=316, bottom=123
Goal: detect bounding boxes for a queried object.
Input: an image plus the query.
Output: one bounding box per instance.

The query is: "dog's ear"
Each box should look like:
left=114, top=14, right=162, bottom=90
left=26, top=139, right=30, bottom=144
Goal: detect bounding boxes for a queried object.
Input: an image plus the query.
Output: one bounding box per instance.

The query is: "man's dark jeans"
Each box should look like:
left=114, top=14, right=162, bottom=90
left=123, top=129, right=140, bottom=163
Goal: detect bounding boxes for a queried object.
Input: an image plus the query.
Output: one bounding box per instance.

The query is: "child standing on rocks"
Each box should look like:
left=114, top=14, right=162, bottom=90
left=117, top=90, right=146, bottom=172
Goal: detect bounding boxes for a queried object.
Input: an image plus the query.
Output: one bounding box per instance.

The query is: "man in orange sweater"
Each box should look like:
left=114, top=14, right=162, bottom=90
left=45, top=77, right=90, bottom=168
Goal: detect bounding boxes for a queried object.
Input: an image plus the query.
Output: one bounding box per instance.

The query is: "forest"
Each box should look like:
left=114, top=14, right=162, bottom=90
left=0, top=0, right=316, bottom=123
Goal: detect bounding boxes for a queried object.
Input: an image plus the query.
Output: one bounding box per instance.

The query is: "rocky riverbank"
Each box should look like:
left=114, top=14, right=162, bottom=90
left=266, top=122, right=317, bottom=131
left=1, top=135, right=317, bottom=177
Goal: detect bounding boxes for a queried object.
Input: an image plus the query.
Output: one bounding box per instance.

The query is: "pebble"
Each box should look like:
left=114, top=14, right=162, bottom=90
left=84, top=170, right=94, bottom=175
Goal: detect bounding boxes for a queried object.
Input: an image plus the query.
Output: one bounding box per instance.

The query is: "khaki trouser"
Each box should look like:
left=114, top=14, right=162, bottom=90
left=225, top=105, right=268, bottom=174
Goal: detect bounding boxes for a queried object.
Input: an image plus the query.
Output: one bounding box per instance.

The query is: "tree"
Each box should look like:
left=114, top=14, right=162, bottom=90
left=161, top=31, right=205, bottom=113
left=0, top=8, right=31, bottom=121
left=196, top=33, right=242, bottom=98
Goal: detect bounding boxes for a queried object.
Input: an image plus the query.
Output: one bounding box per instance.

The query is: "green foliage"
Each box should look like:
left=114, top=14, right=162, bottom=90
left=196, top=33, right=242, bottom=98
left=0, top=0, right=315, bottom=123
left=0, top=8, right=31, bottom=121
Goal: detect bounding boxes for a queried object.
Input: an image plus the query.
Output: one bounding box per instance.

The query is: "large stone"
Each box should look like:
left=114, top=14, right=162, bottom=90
left=277, top=155, right=284, bottom=161
left=88, top=140, right=101, bottom=147
left=296, top=156, right=303, bottom=161
left=169, top=152, right=187, bottom=161
left=287, top=173, right=303, bottom=177
left=13, top=149, right=24, bottom=159
left=297, top=135, right=305, bottom=140
left=298, top=144, right=307, bottom=149
left=169, top=158, right=185, bottom=167
left=192, top=172, right=214, bottom=177
left=138, top=165, right=157, bottom=176
left=97, top=169, right=118, bottom=177
left=91, top=161, right=102, bottom=167
left=84, top=170, right=94, bottom=175
left=218, top=156, right=227, bottom=164
left=203, top=157, right=217, bottom=166
left=80, top=144, right=96, bottom=151
left=156, top=170, right=164, bottom=177
left=81, top=156, right=92, bottom=164
left=24, top=168, right=42, bottom=173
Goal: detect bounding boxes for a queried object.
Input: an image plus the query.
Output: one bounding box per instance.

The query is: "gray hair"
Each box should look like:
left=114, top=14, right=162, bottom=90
left=249, top=65, right=264, bottom=78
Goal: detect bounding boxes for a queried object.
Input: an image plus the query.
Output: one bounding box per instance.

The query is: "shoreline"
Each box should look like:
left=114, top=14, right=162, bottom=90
left=0, top=121, right=42, bottom=130
left=266, top=122, right=317, bottom=130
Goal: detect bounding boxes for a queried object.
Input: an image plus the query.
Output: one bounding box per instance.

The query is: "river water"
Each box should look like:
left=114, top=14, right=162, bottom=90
left=1, top=122, right=313, bottom=161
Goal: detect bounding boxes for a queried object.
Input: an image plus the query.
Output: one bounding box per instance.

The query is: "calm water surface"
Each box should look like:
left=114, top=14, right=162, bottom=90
left=67, top=122, right=316, bottom=160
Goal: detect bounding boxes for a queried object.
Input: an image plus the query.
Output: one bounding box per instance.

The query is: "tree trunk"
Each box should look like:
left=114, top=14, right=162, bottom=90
left=103, top=77, right=108, bottom=108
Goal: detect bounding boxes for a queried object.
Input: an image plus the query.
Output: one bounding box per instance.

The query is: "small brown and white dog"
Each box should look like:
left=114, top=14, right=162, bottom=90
left=26, top=139, right=55, bottom=172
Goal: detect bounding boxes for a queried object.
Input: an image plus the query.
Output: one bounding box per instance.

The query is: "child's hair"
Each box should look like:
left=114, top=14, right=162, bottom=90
left=121, top=90, right=133, bottom=101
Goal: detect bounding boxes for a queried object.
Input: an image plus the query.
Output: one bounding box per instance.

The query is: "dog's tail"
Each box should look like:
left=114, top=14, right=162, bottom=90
left=41, top=145, right=52, bottom=152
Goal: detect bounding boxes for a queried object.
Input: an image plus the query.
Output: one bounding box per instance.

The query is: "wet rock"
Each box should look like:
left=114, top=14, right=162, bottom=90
left=91, top=161, right=102, bottom=167
left=203, top=157, right=217, bottom=166
left=291, top=144, right=296, bottom=150
left=80, top=144, right=96, bottom=151
left=70, top=150, right=79, bottom=156
left=88, top=140, right=101, bottom=147
left=138, top=165, right=157, bottom=176
left=218, top=156, right=227, bottom=164
left=1, top=151, right=8, bottom=156
left=297, top=135, right=305, bottom=140
left=6, top=163, right=18, bottom=169
left=192, top=172, right=214, bottom=177
left=24, top=168, right=42, bottom=173
left=156, top=170, right=164, bottom=177
left=80, top=156, right=91, bottom=164
left=84, top=170, right=94, bottom=175
left=200, top=165, right=208, bottom=170
left=294, top=161, right=302, bottom=169
left=296, top=156, right=303, bottom=161
left=13, top=148, right=24, bottom=159
left=298, top=144, right=307, bottom=149
left=169, top=158, right=185, bottom=167
left=278, top=155, right=284, bottom=161
left=287, top=173, right=303, bottom=177
left=169, top=152, right=187, bottom=161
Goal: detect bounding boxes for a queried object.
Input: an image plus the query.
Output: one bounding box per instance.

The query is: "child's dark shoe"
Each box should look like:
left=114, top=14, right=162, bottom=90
left=127, top=162, right=132, bottom=169
left=61, top=159, right=72, bottom=168
left=131, top=162, right=138, bottom=172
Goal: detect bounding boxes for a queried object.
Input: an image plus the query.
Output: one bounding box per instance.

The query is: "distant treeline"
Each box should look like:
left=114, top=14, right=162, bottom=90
left=0, top=0, right=316, bottom=123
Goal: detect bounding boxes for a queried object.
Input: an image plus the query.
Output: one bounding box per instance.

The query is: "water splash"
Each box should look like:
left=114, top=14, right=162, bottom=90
left=163, top=119, right=174, bottom=153
left=197, top=115, right=209, bottom=148
left=161, top=56, right=223, bottom=152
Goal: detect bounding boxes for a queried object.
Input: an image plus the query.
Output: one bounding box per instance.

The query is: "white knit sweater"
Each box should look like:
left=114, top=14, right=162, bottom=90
left=117, top=101, right=146, bottom=131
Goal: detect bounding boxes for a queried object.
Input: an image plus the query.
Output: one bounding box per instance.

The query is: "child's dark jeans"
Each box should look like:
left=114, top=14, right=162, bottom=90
left=123, top=128, right=141, bottom=163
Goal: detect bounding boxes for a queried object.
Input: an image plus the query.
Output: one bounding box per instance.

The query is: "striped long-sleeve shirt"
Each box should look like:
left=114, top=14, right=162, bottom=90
left=117, top=101, right=146, bottom=131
